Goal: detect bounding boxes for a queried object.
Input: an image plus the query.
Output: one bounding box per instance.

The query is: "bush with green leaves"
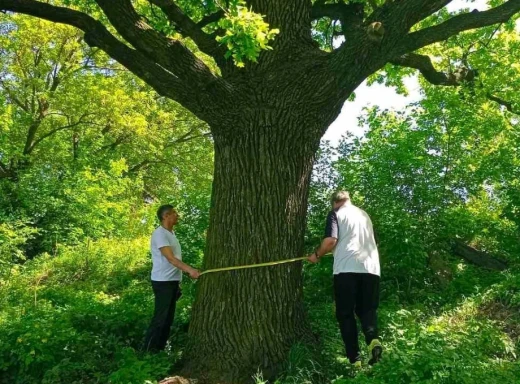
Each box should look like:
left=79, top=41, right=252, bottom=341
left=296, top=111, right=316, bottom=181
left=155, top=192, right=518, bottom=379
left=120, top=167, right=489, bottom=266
left=297, top=264, right=520, bottom=384
left=0, top=236, right=202, bottom=383
left=1, top=227, right=519, bottom=384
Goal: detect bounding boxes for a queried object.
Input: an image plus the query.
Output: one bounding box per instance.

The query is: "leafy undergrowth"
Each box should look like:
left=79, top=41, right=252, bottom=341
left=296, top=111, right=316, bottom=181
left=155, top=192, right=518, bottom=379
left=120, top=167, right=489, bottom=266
left=0, top=238, right=195, bottom=384
left=275, top=261, right=520, bottom=384
left=1, top=238, right=519, bottom=383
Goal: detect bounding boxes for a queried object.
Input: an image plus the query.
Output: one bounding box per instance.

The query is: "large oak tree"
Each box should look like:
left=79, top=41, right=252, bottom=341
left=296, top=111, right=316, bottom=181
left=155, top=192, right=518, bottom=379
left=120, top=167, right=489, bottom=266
left=2, top=0, right=520, bottom=382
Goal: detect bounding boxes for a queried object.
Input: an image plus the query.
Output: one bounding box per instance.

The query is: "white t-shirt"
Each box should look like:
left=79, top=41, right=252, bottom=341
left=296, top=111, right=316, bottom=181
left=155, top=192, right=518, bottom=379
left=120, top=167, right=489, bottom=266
left=326, top=202, right=380, bottom=276
left=150, top=226, right=182, bottom=281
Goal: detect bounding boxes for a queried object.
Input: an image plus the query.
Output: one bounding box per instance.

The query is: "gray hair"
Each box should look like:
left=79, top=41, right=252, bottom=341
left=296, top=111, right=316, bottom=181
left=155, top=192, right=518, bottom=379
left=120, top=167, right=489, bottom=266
left=331, top=190, right=350, bottom=204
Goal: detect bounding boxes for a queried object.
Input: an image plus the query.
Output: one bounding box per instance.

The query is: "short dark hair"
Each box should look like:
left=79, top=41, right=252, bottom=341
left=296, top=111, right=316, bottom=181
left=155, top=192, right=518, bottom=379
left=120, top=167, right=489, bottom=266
left=157, top=204, right=174, bottom=222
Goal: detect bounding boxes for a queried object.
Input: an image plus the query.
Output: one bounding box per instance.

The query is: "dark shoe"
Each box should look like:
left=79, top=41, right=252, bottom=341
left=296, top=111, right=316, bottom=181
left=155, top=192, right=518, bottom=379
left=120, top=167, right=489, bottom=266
left=368, top=339, right=383, bottom=365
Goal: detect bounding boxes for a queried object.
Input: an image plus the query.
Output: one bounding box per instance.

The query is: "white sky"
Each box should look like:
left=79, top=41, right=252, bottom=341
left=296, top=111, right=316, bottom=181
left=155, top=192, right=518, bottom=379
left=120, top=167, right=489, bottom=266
left=322, top=0, right=490, bottom=144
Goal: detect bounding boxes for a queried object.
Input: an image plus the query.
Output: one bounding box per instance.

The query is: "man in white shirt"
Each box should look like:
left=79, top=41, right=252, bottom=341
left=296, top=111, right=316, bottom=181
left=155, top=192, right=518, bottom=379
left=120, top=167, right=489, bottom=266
left=144, top=204, right=201, bottom=352
left=308, top=191, right=382, bottom=366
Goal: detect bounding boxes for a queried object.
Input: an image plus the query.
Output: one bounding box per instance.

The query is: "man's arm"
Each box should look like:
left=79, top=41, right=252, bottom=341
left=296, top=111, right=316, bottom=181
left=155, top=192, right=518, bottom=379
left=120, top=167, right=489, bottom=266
left=307, top=210, right=338, bottom=263
left=159, top=246, right=200, bottom=279
left=308, top=237, right=337, bottom=263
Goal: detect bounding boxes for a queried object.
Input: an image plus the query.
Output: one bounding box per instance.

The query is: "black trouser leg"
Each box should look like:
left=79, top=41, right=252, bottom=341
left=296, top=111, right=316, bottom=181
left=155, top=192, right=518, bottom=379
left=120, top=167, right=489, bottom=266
left=355, top=273, right=380, bottom=345
left=160, top=285, right=179, bottom=348
left=144, top=280, right=179, bottom=352
left=334, top=273, right=360, bottom=363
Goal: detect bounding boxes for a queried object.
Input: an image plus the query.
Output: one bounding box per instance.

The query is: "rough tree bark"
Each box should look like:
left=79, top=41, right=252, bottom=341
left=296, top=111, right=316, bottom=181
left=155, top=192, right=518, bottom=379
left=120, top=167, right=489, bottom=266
left=2, top=0, right=520, bottom=382
left=186, top=101, right=339, bottom=382
left=186, top=125, right=316, bottom=381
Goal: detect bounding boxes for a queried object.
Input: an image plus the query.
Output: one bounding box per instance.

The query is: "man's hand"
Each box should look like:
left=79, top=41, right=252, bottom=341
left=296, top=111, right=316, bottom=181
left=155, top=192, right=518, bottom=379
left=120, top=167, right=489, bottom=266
left=309, top=238, right=336, bottom=264
left=307, top=253, right=319, bottom=264
left=188, top=268, right=201, bottom=279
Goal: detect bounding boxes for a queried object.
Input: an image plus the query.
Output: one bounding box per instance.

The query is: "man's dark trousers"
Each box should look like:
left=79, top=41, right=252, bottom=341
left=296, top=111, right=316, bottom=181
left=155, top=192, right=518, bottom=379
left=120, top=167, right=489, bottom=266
left=334, top=272, right=380, bottom=363
left=144, top=280, right=179, bottom=352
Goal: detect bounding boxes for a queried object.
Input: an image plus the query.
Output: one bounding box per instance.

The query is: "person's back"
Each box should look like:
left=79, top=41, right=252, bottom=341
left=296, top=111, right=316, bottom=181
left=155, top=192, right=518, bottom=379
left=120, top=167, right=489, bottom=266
left=308, top=191, right=383, bottom=366
left=334, top=202, right=380, bottom=276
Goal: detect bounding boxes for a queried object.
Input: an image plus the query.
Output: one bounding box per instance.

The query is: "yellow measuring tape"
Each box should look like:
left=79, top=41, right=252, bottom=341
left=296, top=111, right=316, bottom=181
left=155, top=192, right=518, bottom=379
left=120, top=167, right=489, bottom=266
left=200, top=254, right=331, bottom=276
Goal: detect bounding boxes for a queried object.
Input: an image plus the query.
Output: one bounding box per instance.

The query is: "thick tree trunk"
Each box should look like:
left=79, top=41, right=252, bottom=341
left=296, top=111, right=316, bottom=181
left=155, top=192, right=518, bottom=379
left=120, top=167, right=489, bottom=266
left=184, top=111, right=324, bottom=383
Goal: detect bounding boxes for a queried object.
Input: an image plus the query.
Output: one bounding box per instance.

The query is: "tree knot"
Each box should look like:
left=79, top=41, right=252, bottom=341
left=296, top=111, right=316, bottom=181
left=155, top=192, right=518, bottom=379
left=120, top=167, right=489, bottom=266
left=367, top=21, right=385, bottom=42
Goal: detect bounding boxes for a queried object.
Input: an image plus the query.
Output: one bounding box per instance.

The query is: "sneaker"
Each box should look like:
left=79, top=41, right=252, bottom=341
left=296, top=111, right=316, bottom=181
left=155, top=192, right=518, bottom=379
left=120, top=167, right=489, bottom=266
left=368, top=339, right=383, bottom=365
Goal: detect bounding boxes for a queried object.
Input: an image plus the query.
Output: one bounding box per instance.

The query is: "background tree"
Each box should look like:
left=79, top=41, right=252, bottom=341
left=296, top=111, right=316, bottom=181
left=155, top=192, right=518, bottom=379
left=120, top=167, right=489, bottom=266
left=316, top=20, right=520, bottom=295
left=0, top=13, right=213, bottom=256
left=1, top=0, right=520, bottom=381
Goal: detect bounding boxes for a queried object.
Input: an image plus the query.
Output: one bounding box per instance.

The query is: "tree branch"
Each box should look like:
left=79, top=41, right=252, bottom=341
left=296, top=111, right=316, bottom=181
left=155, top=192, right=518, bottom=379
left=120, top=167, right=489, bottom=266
left=487, top=93, right=520, bottom=115
left=401, top=1, right=520, bottom=54
left=311, top=2, right=364, bottom=21
left=128, top=159, right=154, bottom=173
left=372, top=1, right=452, bottom=33
left=164, top=130, right=211, bottom=147
left=391, top=54, right=519, bottom=113
left=197, top=11, right=225, bottom=28
left=390, top=53, right=476, bottom=86
left=311, top=1, right=365, bottom=39
left=23, top=114, right=46, bottom=156
left=0, top=80, right=30, bottom=112
left=147, top=0, right=224, bottom=59
left=333, top=1, right=520, bottom=105
left=94, top=0, right=218, bottom=88
left=27, top=113, right=96, bottom=154
left=98, top=134, right=130, bottom=152
left=0, top=0, right=211, bottom=114
left=128, top=155, right=197, bottom=173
